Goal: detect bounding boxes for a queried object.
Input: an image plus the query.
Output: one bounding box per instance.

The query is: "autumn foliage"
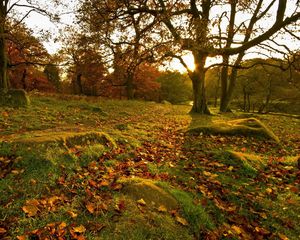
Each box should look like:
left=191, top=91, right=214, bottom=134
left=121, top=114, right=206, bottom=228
left=6, top=23, right=57, bottom=92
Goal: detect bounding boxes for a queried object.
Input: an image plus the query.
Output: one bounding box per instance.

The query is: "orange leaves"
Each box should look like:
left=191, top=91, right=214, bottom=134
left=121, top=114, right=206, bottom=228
left=85, top=199, right=108, bottom=215
left=0, top=227, right=7, bottom=234
left=20, top=222, right=87, bottom=240
left=72, top=225, right=86, bottom=234
left=175, top=216, right=189, bottom=226
left=22, top=204, right=39, bottom=217
left=67, top=210, right=78, bottom=219
left=231, top=225, right=243, bottom=235
left=22, top=199, right=40, bottom=217
left=213, top=199, right=237, bottom=213
left=278, top=233, right=289, bottom=240
left=2, top=111, right=9, bottom=118
left=137, top=198, right=147, bottom=206
left=158, top=205, right=167, bottom=213
left=86, top=202, right=96, bottom=214
left=114, top=200, right=126, bottom=213
left=16, top=236, right=26, bottom=240
left=22, top=195, right=66, bottom=217
left=88, top=179, right=97, bottom=188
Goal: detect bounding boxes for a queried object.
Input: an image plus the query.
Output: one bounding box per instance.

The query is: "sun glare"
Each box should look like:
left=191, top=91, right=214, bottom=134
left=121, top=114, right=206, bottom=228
left=168, top=54, right=222, bottom=73
left=168, top=54, right=195, bottom=72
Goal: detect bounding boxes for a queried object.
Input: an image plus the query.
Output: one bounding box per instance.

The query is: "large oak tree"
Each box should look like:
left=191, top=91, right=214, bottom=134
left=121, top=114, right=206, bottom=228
left=77, top=0, right=299, bottom=114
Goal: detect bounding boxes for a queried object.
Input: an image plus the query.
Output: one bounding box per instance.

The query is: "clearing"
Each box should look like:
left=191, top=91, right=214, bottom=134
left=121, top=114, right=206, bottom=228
left=0, top=93, right=299, bottom=239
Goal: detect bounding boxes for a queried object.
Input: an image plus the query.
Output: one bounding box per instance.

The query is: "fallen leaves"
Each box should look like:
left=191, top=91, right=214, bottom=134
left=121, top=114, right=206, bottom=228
left=67, top=210, right=78, bottom=218
left=175, top=216, right=189, bottom=226
left=86, top=202, right=96, bottom=214
left=231, top=225, right=243, bottom=235
left=73, top=225, right=86, bottom=234
left=137, top=198, right=146, bottom=206
left=18, top=222, right=90, bottom=240
left=158, top=205, right=167, bottom=213
left=86, top=201, right=108, bottom=215
left=22, top=204, right=39, bottom=217
left=278, top=233, right=289, bottom=240
left=22, top=195, right=67, bottom=217
left=22, top=199, right=40, bottom=217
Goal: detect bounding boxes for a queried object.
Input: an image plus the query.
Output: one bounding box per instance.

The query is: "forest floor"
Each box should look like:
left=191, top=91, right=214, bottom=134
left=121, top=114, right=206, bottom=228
left=0, top=93, right=299, bottom=240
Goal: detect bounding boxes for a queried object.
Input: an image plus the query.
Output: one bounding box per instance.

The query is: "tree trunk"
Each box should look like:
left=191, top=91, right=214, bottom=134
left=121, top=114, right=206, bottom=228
left=0, top=22, right=8, bottom=91
left=190, top=53, right=210, bottom=114
left=220, top=55, right=229, bottom=111
left=76, top=73, right=83, bottom=94
left=21, top=69, right=27, bottom=90
left=220, top=54, right=243, bottom=113
left=126, top=73, right=134, bottom=100
left=247, top=94, right=251, bottom=112
left=214, top=70, right=220, bottom=107
left=243, top=87, right=246, bottom=112
left=222, top=66, right=239, bottom=111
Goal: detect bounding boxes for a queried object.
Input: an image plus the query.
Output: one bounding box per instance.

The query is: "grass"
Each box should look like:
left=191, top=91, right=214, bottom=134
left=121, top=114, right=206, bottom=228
left=0, top=93, right=299, bottom=239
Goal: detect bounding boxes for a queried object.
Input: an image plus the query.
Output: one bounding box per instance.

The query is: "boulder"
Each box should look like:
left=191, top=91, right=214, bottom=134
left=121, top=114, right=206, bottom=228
left=121, top=178, right=179, bottom=210
left=189, top=118, right=279, bottom=143
left=0, top=89, right=30, bottom=107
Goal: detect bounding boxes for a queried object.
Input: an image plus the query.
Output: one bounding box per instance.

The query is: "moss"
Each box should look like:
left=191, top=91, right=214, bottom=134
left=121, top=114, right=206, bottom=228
left=100, top=195, right=193, bottom=240
left=189, top=117, right=279, bottom=143
left=3, top=131, right=116, bottom=149
left=0, top=89, right=30, bottom=107
left=283, top=155, right=300, bottom=167
left=170, top=189, right=215, bottom=234
left=79, top=144, right=106, bottom=166
left=120, top=178, right=179, bottom=210
left=227, top=150, right=266, bottom=174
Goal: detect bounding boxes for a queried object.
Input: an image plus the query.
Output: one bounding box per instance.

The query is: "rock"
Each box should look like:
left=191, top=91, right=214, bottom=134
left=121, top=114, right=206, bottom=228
left=161, top=100, right=172, bottom=105
left=120, top=178, right=179, bottom=210
left=0, top=89, right=30, bottom=107
left=2, top=131, right=116, bottom=149
left=189, top=118, right=279, bottom=143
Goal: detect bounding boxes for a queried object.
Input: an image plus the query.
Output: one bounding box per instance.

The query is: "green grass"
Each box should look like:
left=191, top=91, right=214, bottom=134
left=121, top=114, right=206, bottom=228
left=0, top=93, right=299, bottom=239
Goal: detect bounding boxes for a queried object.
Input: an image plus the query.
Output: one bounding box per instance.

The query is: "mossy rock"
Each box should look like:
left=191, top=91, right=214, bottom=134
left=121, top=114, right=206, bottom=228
left=120, top=178, right=179, bottom=210
left=0, top=89, right=30, bottom=107
left=189, top=117, right=279, bottom=143
left=100, top=195, right=193, bottom=240
left=284, top=155, right=300, bottom=168
left=76, top=103, right=108, bottom=116
left=161, top=100, right=172, bottom=105
left=227, top=150, right=266, bottom=173
left=2, top=131, right=116, bottom=149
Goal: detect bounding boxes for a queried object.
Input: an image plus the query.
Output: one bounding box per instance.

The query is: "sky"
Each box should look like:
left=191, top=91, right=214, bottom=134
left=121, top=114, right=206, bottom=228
left=11, top=0, right=300, bottom=72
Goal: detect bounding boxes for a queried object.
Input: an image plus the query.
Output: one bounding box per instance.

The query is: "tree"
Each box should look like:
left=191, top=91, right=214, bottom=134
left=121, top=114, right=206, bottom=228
left=76, top=0, right=166, bottom=99
left=5, top=22, right=53, bottom=91
left=59, top=30, right=107, bottom=96
left=44, top=64, right=61, bottom=91
left=109, top=0, right=300, bottom=114
left=234, top=58, right=300, bottom=113
left=157, top=71, right=192, bottom=104
left=218, top=1, right=300, bottom=112
left=0, top=0, right=59, bottom=92
left=205, top=66, right=221, bottom=107
left=134, top=63, right=161, bottom=101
